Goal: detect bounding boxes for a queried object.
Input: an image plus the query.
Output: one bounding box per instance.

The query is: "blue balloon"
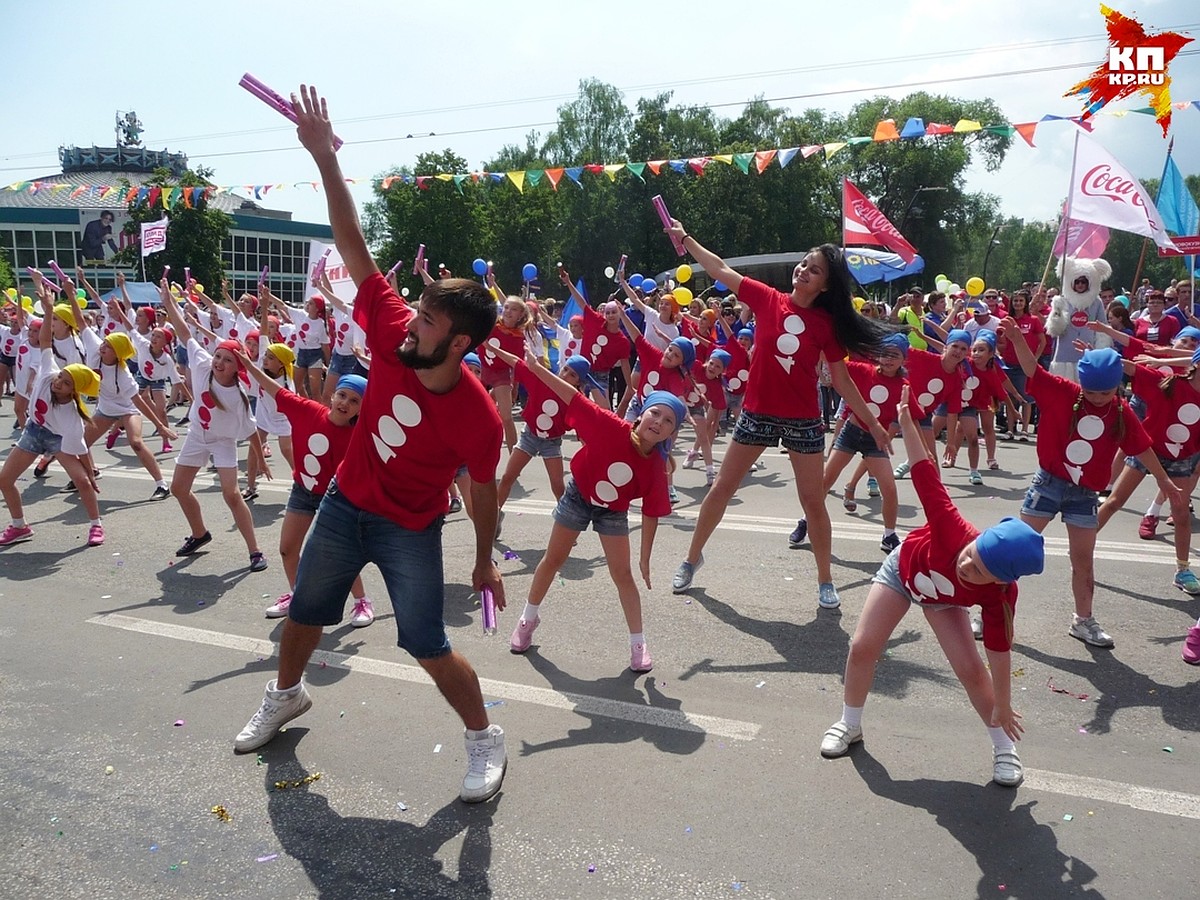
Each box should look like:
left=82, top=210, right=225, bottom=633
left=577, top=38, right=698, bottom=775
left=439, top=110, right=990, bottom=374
left=628, top=273, right=643, bottom=288
left=522, top=262, right=537, bottom=282
left=472, top=258, right=487, bottom=276
left=714, top=280, right=727, bottom=292
left=640, top=277, right=657, bottom=292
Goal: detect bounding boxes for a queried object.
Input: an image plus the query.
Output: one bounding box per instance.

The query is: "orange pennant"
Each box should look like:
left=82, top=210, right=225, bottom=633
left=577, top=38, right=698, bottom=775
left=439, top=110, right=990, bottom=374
left=1013, top=122, right=1039, bottom=148
left=753, top=150, right=777, bottom=173
left=872, top=119, right=900, bottom=142
left=544, top=168, right=564, bottom=190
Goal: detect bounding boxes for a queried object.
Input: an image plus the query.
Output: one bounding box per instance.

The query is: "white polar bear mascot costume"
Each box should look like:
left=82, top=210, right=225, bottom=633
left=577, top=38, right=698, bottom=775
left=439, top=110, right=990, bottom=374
left=1046, top=256, right=1113, bottom=382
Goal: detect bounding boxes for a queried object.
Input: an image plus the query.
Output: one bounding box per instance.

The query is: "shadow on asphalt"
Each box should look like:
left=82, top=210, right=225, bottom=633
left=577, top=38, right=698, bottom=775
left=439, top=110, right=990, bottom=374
left=849, top=748, right=1104, bottom=899
left=676, top=590, right=955, bottom=697
left=183, top=623, right=367, bottom=695
left=517, top=654, right=705, bottom=758
left=261, top=728, right=497, bottom=899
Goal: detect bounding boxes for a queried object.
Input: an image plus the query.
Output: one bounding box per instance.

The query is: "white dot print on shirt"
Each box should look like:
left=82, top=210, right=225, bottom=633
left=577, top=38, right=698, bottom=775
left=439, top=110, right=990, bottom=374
left=641, top=369, right=661, bottom=398
left=728, top=367, right=750, bottom=391
left=371, top=394, right=423, bottom=464
left=867, top=384, right=889, bottom=418
left=483, top=336, right=501, bottom=363
left=593, top=461, right=634, bottom=505
left=300, top=431, right=331, bottom=490
left=774, top=314, right=805, bottom=374
left=536, top=398, right=559, bottom=435
left=1065, top=414, right=1105, bottom=467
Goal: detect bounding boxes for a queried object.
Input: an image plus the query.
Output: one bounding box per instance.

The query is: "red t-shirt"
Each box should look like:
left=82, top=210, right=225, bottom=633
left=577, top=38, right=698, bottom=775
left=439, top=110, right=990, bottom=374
left=905, top=348, right=964, bottom=417
left=480, top=323, right=526, bottom=379
left=565, top=393, right=671, bottom=518
left=515, top=360, right=573, bottom=439
left=1131, top=364, right=1200, bottom=460
left=342, top=273, right=503, bottom=528
left=1134, top=315, right=1180, bottom=347
left=960, top=362, right=1008, bottom=410
left=844, top=360, right=917, bottom=430
left=898, top=459, right=1018, bottom=652
left=998, top=314, right=1045, bottom=366
left=687, top=359, right=727, bottom=410
left=634, top=334, right=688, bottom=404
left=1028, top=367, right=1151, bottom=490
left=276, top=388, right=355, bottom=496
left=736, top=278, right=845, bottom=418
left=581, top=303, right=631, bottom=373
left=723, top=340, right=752, bottom=397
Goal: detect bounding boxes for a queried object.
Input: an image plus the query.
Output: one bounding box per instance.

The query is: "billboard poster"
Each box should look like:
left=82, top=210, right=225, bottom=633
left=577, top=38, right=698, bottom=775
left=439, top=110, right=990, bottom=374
left=78, top=208, right=136, bottom=263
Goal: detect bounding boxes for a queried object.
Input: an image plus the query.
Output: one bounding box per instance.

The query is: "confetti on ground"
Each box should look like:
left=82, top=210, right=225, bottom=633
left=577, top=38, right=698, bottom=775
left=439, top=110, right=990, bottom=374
left=196, top=600, right=205, bottom=607
left=685, top=599, right=692, bottom=604
left=483, top=700, right=505, bottom=709
left=101, top=595, right=112, bottom=599
left=755, top=681, right=766, bottom=688
left=784, top=577, right=794, bottom=582
left=1079, top=727, right=1088, bottom=734
left=587, top=865, right=596, bottom=873
left=339, top=711, right=345, bottom=718
left=1163, top=746, right=1174, bottom=753
left=1063, top=814, right=1074, bottom=821
left=685, top=826, right=693, bottom=833
left=210, top=805, right=232, bottom=823
left=256, top=853, right=279, bottom=863
left=272, top=773, right=322, bottom=791
left=173, top=720, right=185, bottom=727
left=397, top=801, right=408, bottom=811
left=1011, top=668, right=1025, bottom=678
left=502, top=550, right=520, bottom=560
left=105, top=765, right=114, bottom=775
left=1047, top=678, right=1089, bottom=701
left=434, top=744, right=442, bottom=754
left=150, top=844, right=158, bottom=852
left=733, top=883, right=744, bottom=891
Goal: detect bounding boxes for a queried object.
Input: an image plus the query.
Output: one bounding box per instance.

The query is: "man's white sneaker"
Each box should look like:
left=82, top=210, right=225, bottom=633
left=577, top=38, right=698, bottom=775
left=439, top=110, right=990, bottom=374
left=820, top=720, right=863, bottom=758
left=234, top=679, right=312, bottom=753
left=461, top=724, right=507, bottom=803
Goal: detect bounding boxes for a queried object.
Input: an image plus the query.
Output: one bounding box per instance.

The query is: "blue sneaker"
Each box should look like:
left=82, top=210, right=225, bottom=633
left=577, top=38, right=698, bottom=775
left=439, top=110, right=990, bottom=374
left=818, top=582, right=841, bottom=610
left=788, top=518, right=808, bottom=548
left=866, top=477, right=880, bottom=498
left=672, top=554, right=704, bottom=593
left=1174, top=568, right=1200, bottom=596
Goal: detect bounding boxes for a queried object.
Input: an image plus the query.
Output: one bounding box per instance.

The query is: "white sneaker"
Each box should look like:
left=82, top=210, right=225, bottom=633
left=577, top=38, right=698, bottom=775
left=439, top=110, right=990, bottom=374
left=992, top=748, right=1023, bottom=786
left=234, top=680, right=312, bottom=753
left=461, top=724, right=507, bottom=803
left=265, top=592, right=292, bottom=618
left=350, top=597, right=375, bottom=627
left=1069, top=615, right=1114, bottom=649
left=820, top=720, right=862, bottom=758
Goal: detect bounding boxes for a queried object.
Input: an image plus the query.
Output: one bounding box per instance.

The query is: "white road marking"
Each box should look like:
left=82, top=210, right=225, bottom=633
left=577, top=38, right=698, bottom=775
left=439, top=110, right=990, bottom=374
left=1023, top=769, right=1200, bottom=820
left=87, top=614, right=761, bottom=741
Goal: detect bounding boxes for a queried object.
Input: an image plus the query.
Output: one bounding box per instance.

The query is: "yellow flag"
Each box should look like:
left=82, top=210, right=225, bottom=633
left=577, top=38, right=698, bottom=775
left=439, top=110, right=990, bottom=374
left=824, top=142, right=847, bottom=160
left=952, top=119, right=982, bottom=133
left=603, top=164, right=623, bottom=182
left=507, top=171, right=525, bottom=193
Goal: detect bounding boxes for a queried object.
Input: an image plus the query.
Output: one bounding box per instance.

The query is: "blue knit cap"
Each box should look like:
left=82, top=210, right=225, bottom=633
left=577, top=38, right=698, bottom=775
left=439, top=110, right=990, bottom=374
left=710, top=349, right=733, bottom=367
left=1078, top=347, right=1123, bottom=391
left=737, top=328, right=754, bottom=341
left=881, top=333, right=910, bottom=356
left=335, top=374, right=367, bottom=398
left=946, top=328, right=972, bottom=348
left=975, top=517, right=1045, bottom=583
left=463, top=352, right=481, bottom=370
left=562, top=355, right=604, bottom=394
left=669, top=336, right=696, bottom=368
left=640, top=389, right=687, bottom=458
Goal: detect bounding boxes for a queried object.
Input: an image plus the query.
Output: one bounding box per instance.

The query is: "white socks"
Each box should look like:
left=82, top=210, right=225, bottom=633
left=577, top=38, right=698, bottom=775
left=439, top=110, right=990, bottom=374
left=1147, top=500, right=1163, bottom=517
left=629, top=632, right=645, bottom=647
left=987, top=726, right=1015, bottom=753
left=841, top=704, right=864, bottom=728
left=522, top=602, right=541, bottom=622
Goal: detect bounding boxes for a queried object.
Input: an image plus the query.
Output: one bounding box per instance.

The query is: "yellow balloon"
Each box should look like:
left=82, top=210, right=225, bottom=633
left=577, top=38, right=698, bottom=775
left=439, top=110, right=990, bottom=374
left=4, top=287, right=16, bottom=300
left=673, top=286, right=694, bottom=306
left=675, top=264, right=693, bottom=283
left=193, top=282, right=205, bottom=295
left=965, top=277, right=985, bottom=297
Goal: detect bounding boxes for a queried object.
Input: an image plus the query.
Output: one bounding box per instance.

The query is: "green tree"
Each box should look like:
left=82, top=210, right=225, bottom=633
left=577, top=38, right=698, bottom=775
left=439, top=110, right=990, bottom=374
left=542, top=79, right=632, bottom=165
left=0, top=242, right=14, bottom=292
left=111, top=166, right=232, bottom=287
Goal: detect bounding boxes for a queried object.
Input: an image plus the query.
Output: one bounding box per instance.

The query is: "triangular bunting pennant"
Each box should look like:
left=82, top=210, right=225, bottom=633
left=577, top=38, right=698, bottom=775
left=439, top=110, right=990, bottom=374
left=872, top=119, right=900, bottom=142
left=952, top=119, right=982, bottom=133
left=668, top=159, right=687, bottom=173
left=1069, top=116, right=1095, bottom=133
left=564, top=167, right=583, bottom=187
left=603, top=164, right=623, bottom=182
left=647, top=160, right=665, bottom=176
left=847, top=136, right=873, bottom=146
left=625, top=162, right=646, bottom=182
left=69, top=186, right=88, bottom=199
left=435, top=174, right=453, bottom=182
left=488, top=173, right=505, bottom=183
left=192, top=187, right=205, bottom=205
left=507, top=170, right=525, bottom=193
left=182, top=189, right=193, bottom=209
left=167, top=187, right=181, bottom=208
left=526, top=170, right=544, bottom=187
left=148, top=186, right=162, bottom=207
left=899, top=117, right=926, bottom=139
left=824, top=142, right=847, bottom=160
left=777, top=147, right=799, bottom=168
left=753, top=150, right=776, bottom=173
left=800, top=145, right=823, bottom=159
left=711, top=154, right=733, bottom=165
left=687, top=158, right=710, bottom=176
left=983, top=125, right=1015, bottom=137
left=544, top=168, right=564, bottom=190
left=415, top=176, right=431, bottom=190
left=452, top=174, right=468, bottom=195
left=925, top=123, right=954, bottom=135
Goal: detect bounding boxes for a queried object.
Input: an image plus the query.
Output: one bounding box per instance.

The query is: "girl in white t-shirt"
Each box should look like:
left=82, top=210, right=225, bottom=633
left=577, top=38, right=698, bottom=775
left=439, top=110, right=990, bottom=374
left=267, top=290, right=329, bottom=401
left=243, top=343, right=296, bottom=501
left=160, top=280, right=269, bottom=571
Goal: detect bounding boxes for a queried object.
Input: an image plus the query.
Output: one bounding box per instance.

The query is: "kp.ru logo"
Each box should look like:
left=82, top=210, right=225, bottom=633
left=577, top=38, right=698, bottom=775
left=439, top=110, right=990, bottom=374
left=1106, top=45, right=1165, bottom=86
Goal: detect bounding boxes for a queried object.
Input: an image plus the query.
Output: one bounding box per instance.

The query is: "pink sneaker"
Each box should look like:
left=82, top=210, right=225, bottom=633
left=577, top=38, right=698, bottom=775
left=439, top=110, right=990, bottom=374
left=509, top=617, right=539, bottom=653
left=1183, top=626, right=1200, bottom=666
left=162, top=439, right=173, bottom=454
left=350, top=597, right=375, bottom=628
left=86, top=524, right=105, bottom=546
left=265, top=593, right=292, bottom=618
left=105, top=427, right=121, bottom=450
left=0, top=524, right=34, bottom=546
left=630, top=642, right=654, bottom=673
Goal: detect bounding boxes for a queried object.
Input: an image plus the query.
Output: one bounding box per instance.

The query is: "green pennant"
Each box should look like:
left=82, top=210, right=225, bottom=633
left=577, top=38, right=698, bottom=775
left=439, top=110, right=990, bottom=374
left=846, top=136, right=872, bottom=146
left=983, top=125, right=1015, bottom=137
left=625, top=162, right=646, bottom=182
left=733, top=153, right=753, bottom=174
left=526, top=170, right=544, bottom=187
left=452, top=174, right=468, bottom=195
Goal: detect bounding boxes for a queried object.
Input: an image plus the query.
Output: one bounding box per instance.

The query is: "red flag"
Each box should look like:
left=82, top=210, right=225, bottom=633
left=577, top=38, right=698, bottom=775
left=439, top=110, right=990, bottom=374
left=842, top=179, right=918, bottom=264
left=1052, top=202, right=1110, bottom=258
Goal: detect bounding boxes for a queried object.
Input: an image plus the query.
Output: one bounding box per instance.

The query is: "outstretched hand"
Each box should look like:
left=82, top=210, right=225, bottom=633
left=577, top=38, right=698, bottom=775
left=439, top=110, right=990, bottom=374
left=290, top=85, right=338, bottom=160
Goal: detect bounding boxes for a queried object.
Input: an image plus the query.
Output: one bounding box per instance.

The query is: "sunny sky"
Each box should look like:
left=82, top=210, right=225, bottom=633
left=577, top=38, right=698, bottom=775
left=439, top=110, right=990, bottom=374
left=2, top=0, right=1197, bottom=242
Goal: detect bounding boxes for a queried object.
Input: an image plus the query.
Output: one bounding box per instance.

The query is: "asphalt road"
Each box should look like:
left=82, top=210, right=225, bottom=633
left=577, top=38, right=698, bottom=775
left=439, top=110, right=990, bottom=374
left=1, top=401, right=1197, bottom=900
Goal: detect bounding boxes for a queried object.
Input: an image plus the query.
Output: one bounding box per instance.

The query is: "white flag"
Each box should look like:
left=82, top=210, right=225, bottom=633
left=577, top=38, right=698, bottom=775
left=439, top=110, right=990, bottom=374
left=140, top=217, right=169, bottom=257
left=1066, top=133, right=1178, bottom=252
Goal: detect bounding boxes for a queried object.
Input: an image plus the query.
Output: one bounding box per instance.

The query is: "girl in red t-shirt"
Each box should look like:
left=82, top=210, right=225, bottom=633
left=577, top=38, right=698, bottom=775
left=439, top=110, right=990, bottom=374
left=938, top=331, right=1021, bottom=482
left=820, top=385, right=1044, bottom=787
left=1003, top=317, right=1186, bottom=649
left=236, top=348, right=374, bottom=626
left=682, top=350, right=730, bottom=486
left=509, top=354, right=684, bottom=673
left=890, top=332, right=970, bottom=479
left=996, top=290, right=1046, bottom=440
left=479, top=279, right=532, bottom=452
left=664, top=222, right=895, bottom=612
left=562, top=269, right=632, bottom=410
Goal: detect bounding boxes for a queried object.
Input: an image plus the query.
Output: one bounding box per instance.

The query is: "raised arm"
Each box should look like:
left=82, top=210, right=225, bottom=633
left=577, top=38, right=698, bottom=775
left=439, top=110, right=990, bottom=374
left=1085, top=320, right=1132, bottom=347
left=291, top=85, right=377, bottom=286
left=233, top=346, right=283, bottom=398
left=60, top=272, right=86, bottom=331
left=663, top=219, right=743, bottom=293
left=159, top=279, right=192, bottom=342
left=316, top=271, right=351, bottom=313
left=520, top=346, right=582, bottom=405
left=617, top=304, right=643, bottom=342
left=618, top=273, right=649, bottom=313
left=897, top=385, right=933, bottom=467
left=558, top=267, right=589, bottom=308
left=999, top=316, right=1038, bottom=378
left=76, top=267, right=102, bottom=307
left=117, top=272, right=131, bottom=311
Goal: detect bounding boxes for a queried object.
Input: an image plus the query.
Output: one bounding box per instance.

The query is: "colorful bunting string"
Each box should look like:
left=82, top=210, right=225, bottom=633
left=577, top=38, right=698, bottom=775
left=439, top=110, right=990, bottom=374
left=5, top=101, right=1196, bottom=210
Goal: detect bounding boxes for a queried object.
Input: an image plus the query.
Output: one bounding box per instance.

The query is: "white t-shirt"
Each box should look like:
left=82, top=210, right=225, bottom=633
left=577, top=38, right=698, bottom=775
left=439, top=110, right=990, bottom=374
left=29, top=348, right=88, bottom=454
left=130, top=330, right=180, bottom=384
left=95, top=362, right=140, bottom=418
left=14, top=331, right=41, bottom=398
left=285, top=307, right=329, bottom=351
left=185, top=338, right=257, bottom=441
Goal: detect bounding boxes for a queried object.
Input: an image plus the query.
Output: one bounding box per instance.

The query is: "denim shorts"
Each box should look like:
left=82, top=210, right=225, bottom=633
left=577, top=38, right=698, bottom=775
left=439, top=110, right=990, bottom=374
left=328, top=352, right=357, bottom=375
left=552, top=478, right=629, bottom=536
left=17, top=421, right=63, bottom=455
left=0, top=352, right=15, bottom=368
left=296, top=347, right=324, bottom=369
left=289, top=482, right=451, bottom=659
left=286, top=480, right=324, bottom=515
left=1125, top=451, right=1200, bottom=479
left=832, top=421, right=886, bottom=459
left=871, top=546, right=955, bottom=611
left=1021, top=467, right=1098, bottom=529
left=1005, top=366, right=1032, bottom=403
left=135, top=373, right=167, bottom=391
left=174, top=344, right=188, bottom=367
left=732, top=409, right=825, bottom=454
left=935, top=403, right=979, bottom=420
left=517, top=426, right=563, bottom=459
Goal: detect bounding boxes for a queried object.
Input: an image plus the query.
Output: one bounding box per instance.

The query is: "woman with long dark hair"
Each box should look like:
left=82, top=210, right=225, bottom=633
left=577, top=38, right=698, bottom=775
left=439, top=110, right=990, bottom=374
left=666, top=221, right=894, bottom=610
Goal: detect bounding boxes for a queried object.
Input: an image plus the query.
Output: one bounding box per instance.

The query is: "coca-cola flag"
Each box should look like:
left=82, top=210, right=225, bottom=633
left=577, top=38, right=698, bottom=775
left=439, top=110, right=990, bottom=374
left=843, top=179, right=918, bottom=264
left=1052, top=201, right=1110, bottom=259
left=1065, top=133, right=1178, bottom=252
left=140, top=217, right=169, bottom=257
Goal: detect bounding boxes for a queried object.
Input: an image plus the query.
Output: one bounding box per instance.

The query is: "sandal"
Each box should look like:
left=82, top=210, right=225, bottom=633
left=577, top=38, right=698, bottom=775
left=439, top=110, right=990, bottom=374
left=842, top=486, right=857, bottom=513
left=941, top=456, right=956, bottom=468
left=241, top=486, right=259, bottom=501
left=987, top=458, right=1000, bottom=471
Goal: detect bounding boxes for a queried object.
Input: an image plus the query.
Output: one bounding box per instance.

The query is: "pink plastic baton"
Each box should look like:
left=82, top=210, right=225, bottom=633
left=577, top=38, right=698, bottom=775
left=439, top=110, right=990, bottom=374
left=617, top=254, right=627, bottom=278
left=481, top=587, right=497, bottom=635
left=163, top=265, right=171, bottom=280
left=312, top=248, right=331, bottom=286
left=651, top=195, right=686, bottom=257
left=385, top=259, right=403, bottom=280
left=258, top=265, right=269, bottom=289
left=238, top=74, right=344, bottom=151
left=27, top=267, right=61, bottom=293
left=184, top=266, right=191, bottom=286
left=412, top=244, right=425, bottom=276
left=48, top=260, right=70, bottom=285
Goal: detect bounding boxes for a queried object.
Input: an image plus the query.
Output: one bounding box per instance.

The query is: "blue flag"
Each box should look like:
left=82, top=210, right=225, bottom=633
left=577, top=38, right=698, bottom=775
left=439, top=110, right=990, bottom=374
left=558, top=280, right=586, bottom=324
left=1157, top=155, right=1200, bottom=236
